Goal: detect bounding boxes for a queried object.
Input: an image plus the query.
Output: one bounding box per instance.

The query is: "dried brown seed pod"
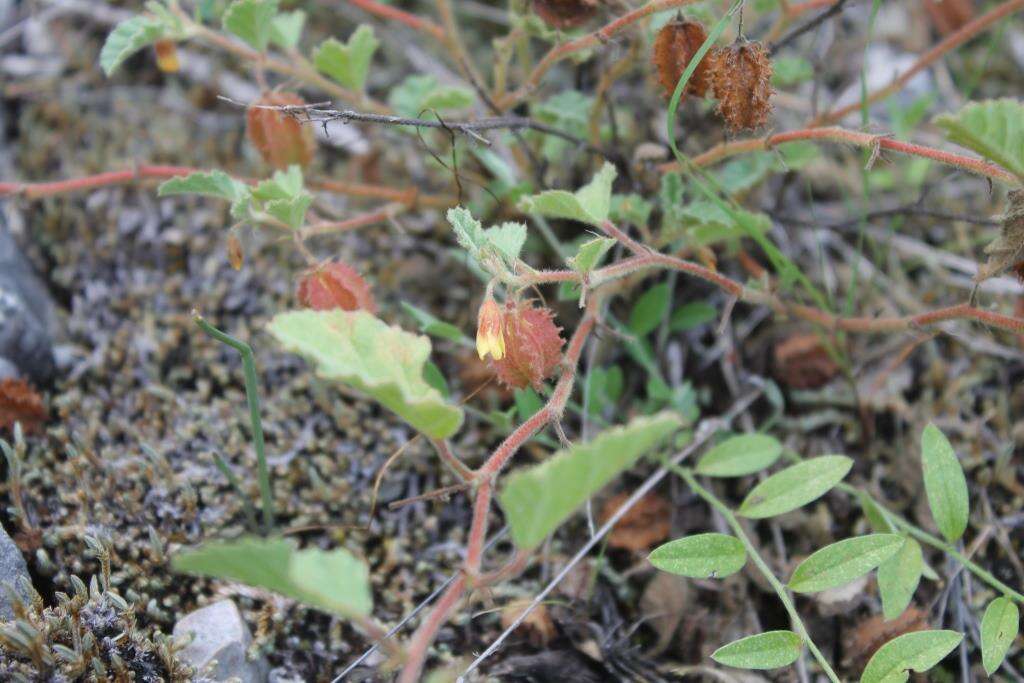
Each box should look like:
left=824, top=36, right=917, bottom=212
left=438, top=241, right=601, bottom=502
left=709, top=40, right=774, bottom=132
left=651, top=19, right=714, bottom=99
left=531, top=0, right=598, bottom=30
left=246, top=91, right=316, bottom=169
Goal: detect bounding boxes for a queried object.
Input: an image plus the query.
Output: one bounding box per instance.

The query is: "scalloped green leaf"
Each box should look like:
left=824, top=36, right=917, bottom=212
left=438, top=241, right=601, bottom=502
left=569, top=236, right=615, bottom=275
left=499, top=413, right=683, bottom=549
left=251, top=165, right=312, bottom=229
left=270, top=10, right=306, bottom=49
left=158, top=170, right=251, bottom=218
left=934, top=99, right=1024, bottom=180
left=267, top=310, right=463, bottom=439
left=172, top=536, right=371, bottom=617
left=788, top=534, right=903, bottom=593
left=737, top=455, right=852, bottom=519
left=648, top=533, right=746, bottom=578
left=981, top=597, right=1019, bottom=675
left=860, top=630, right=963, bottom=683
left=312, top=25, right=379, bottom=91
left=877, top=536, right=923, bottom=620
left=712, top=631, right=803, bottom=670
left=223, top=0, right=279, bottom=52
left=100, top=15, right=168, bottom=76
left=920, top=423, right=969, bottom=542
left=518, top=162, right=617, bottom=227
left=446, top=207, right=526, bottom=270
left=695, top=433, right=783, bottom=477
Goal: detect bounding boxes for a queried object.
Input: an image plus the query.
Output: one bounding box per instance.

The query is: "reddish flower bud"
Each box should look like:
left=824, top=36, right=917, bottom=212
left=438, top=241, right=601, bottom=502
left=246, top=92, right=316, bottom=170
left=709, top=41, right=774, bottom=132
left=652, top=19, right=714, bottom=100
left=153, top=40, right=180, bottom=73
left=488, top=301, right=564, bottom=390
left=531, top=0, right=598, bottom=30
left=296, top=261, right=376, bottom=313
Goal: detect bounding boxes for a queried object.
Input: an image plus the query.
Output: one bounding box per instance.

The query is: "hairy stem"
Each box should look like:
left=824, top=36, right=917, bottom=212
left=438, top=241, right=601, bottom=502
left=349, top=0, right=446, bottom=41
left=676, top=467, right=842, bottom=683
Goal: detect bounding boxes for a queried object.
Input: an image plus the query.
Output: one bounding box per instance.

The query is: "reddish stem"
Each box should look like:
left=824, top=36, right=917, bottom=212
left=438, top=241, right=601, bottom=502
left=398, top=575, right=467, bottom=683
left=348, top=0, right=446, bottom=42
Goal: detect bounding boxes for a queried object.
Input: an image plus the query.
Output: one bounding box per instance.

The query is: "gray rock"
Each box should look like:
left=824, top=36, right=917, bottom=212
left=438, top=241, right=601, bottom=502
left=0, top=211, right=57, bottom=385
left=0, top=521, right=32, bottom=621
left=172, top=600, right=267, bottom=683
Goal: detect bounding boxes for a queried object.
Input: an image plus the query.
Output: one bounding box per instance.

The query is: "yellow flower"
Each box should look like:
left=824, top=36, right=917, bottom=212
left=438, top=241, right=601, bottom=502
left=154, top=40, right=180, bottom=74
left=476, top=298, right=505, bottom=360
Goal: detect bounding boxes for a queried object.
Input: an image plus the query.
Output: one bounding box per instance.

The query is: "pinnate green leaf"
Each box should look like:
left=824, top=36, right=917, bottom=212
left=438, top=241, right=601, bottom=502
left=267, top=310, right=463, bottom=439
left=499, top=413, right=682, bottom=549
left=100, top=15, right=168, bottom=76
left=695, top=433, right=782, bottom=477
left=648, top=533, right=746, bottom=578
left=860, top=630, right=963, bottom=683
left=518, top=162, right=617, bottom=227
left=877, top=537, right=923, bottom=620
left=711, top=631, right=803, bottom=670
left=981, top=596, right=1019, bottom=675
left=788, top=534, right=903, bottom=593
left=934, top=99, right=1024, bottom=180
left=223, top=0, right=279, bottom=52
left=737, top=455, right=852, bottom=519
left=920, top=423, right=969, bottom=542
left=172, top=536, right=371, bottom=617
left=313, top=25, right=379, bottom=91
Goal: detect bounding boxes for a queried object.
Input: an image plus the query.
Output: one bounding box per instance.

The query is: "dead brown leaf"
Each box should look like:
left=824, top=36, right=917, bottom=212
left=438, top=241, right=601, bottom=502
left=976, top=189, right=1024, bottom=284
left=599, top=492, right=672, bottom=552
left=500, top=599, right=556, bottom=648
left=845, top=607, right=930, bottom=670
left=773, top=333, right=840, bottom=389
left=922, top=0, right=975, bottom=35
left=0, top=378, right=48, bottom=434
left=639, top=571, right=692, bottom=656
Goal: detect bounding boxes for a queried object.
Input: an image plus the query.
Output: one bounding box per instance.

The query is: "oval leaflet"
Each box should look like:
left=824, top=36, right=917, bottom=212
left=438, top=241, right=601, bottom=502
left=648, top=533, right=747, bottom=579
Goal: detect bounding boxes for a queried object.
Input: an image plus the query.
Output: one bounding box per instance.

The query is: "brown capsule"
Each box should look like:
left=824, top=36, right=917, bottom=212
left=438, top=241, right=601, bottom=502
left=153, top=40, right=180, bottom=73
left=226, top=233, right=244, bottom=271
left=709, top=40, right=774, bottom=132
left=246, top=91, right=316, bottom=169
left=651, top=19, right=714, bottom=99
left=531, top=0, right=598, bottom=30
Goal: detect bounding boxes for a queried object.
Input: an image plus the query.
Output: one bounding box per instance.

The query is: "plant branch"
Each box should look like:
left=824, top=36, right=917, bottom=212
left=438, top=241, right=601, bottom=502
left=676, top=466, right=841, bottom=683
left=349, top=0, right=446, bottom=42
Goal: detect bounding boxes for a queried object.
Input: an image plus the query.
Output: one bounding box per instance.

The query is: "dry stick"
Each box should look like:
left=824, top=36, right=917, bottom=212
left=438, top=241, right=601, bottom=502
left=495, top=0, right=701, bottom=110
left=457, top=388, right=764, bottom=681
left=769, top=0, right=851, bottom=54
left=813, top=0, right=1024, bottom=126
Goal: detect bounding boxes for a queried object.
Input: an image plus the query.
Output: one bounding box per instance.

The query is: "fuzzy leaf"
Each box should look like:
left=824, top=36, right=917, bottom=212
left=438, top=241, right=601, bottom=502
left=518, top=162, right=617, bottom=227
left=158, top=170, right=251, bottom=217
left=313, top=25, right=379, bottom=91
left=251, top=166, right=312, bottom=229
left=270, top=10, right=306, bottom=49
left=172, top=537, right=371, bottom=617
left=737, top=455, right=852, bottom=519
left=485, top=222, right=528, bottom=267
left=788, top=534, right=904, bottom=593
left=387, top=74, right=474, bottom=118
left=267, top=310, right=463, bottom=439
left=934, top=99, right=1024, bottom=180
left=860, top=630, right=963, bottom=683
left=648, top=533, right=746, bottom=578
left=100, top=15, right=168, bottom=76
left=499, top=413, right=682, bottom=549
left=920, top=423, right=969, bottom=542
left=981, top=597, right=1019, bottom=675
left=695, top=433, right=783, bottom=477
left=446, top=207, right=526, bottom=271
left=877, top=537, right=923, bottom=620
left=222, top=0, right=279, bottom=52
left=628, top=283, right=672, bottom=336
left=711, top=631, right=803, bottom=670
left=569, top=236, right=615, bottom=274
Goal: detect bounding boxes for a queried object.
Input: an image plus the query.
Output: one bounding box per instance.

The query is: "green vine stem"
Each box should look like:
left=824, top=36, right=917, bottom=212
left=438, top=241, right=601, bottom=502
left=672, top=464, right=843, bottom=683
left=194, top=314, right=275, bottom=533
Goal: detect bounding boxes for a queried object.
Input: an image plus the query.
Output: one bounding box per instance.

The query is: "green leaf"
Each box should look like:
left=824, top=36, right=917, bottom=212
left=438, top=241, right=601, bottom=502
left=269, top=10, right=305, bottom=49
left=312, top=25, right=379, bottom=91
left=920, top=423, right=969, bottom=542
left=648, top=533, right=746, bottom=578
left=669, top=201, right=772, bottom=246
left=518, top=162, right=617, bottom=227
left=860, top=630, right=963, bottom=683
left=388, top=74, right=474, bottom=119
left=877, top=537, right=923, bottom=620
left=771, top=56, right=813, bottom=87
left=530, top=90, right=593, bottom=161
left=669, top=301, right=717, bottom=332
left=858, top=491, right=897, bottom=533
left=788, top=534, right=904, bottom=593
left=251, top=166, right=312, bottom=229
left=628, top=282, right=672, bottom=336
left=514, top=387, right=544, bottom=421
left=446, top=207, right=526, bottom=271
left=421, top=361, right=449, bottom=398
left=400, top=302, right=468, bottom=344
left=484, top=222, right=528, bottom=267
left=499, top=413, right=682, bottom=549
left=267, top=310, right=464, bottom=439
left=222, top=0, right=279, bottom=52
left=158, top=170, right=251, bottom=218
left=737, top=455, right=852, bottom=519
left=172, top=537, right=371, bottom=617
left=711, top=631, right=803, bottom=670
left=695, top=434, right=783, bottom=478
left=569, top=236, right=615, bottom=275
left=981, top=597, right=1019, bottom=675
left=934, top=99, right=1024, bottom=180
left=100, top=15, right=168, bottom=76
